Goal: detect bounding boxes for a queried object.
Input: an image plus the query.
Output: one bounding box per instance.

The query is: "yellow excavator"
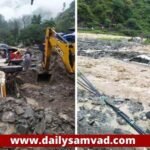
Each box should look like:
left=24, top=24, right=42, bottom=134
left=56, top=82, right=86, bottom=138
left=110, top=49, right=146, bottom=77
left=36, top=27, right=75, bottom=81
left=43, top=28, right=75, bottom=73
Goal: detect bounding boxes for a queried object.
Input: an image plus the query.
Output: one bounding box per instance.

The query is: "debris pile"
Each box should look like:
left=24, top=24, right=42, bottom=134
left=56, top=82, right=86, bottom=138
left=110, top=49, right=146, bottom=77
left=0, top=47, right=75, bottom=134
left=0, top=97, right=74, bottom=134
left=78, top=90, right=150, bottom=134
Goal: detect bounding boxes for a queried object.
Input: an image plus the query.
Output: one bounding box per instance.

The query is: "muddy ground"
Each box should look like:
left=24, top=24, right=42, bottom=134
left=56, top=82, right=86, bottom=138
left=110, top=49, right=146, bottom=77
left=78, top=33, right=150, bottom=136
left=0, top=47, right=75, bottom=136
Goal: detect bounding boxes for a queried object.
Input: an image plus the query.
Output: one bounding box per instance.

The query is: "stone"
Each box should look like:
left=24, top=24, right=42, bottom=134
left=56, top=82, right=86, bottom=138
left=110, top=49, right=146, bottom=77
left=23, top=106, right=34, bottom=118
left=0, top=124, right=7, bottom=134
left=48, top=98, right=55, bottom=102
left=15, top=106, right=24, bottom=115
left=45, top=112, right=53, bottom=124
left=146, top=129, right=150, bottom=134
left=88, top=119, right=95, bottom=126
left=114, top=98, right=125, bottom=104
left=34, top=119, right=46, bottom=134
left=4, top=125, right=16, bottom=134
left=5, top=97, right=15, bottom=101
left=114, top=128, right=131, bottom=134
left=78, top=113, right=84, bottom=121
left=20, top=83, right=41, bottom=90
left=128, top=102, right=144, bottom=113
left=117, top=117, right=127, bottom=125
left=91, top=100, right=105, bottom=105
left=78, top=98, right=88, bottom=102
left=2, top=111, right=15, bottom=123
left=146, top=111, right=150, bottom=119
left=26, top=97, right=39, bottom=107
left=17, top=124, right=29, bottom=134
left=139, top=112, right=147, bottom=121
left=59, top=113, right=69, bottom=121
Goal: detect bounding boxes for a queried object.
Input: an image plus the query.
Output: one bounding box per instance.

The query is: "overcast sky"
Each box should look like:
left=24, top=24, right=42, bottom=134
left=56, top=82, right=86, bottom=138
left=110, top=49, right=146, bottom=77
left=0, top=0, right=73, bottom=20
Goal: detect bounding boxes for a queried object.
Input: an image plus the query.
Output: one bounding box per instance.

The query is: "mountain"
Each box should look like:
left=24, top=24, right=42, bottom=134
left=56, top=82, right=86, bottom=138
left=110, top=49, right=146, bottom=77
left=78, top=0, right=150, bottom=36
left=56, top=1, right=75, bottom=32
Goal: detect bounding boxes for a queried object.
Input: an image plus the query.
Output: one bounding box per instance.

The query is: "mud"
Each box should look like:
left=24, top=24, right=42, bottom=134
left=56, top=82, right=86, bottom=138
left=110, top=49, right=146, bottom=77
left=0, top=48, right=75, bottom=135
left=78, top=34, right=150, bottom=135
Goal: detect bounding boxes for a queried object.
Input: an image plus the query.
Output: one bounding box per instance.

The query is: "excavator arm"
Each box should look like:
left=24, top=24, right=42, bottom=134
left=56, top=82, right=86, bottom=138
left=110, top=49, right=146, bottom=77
left=43, top=28, right=75, bottom=74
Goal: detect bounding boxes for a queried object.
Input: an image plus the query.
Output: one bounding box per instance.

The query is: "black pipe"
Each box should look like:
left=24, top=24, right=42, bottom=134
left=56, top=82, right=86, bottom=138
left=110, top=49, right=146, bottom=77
left=105, top=100, right=146, bottom=134
left=78, top=71, right=146, bottom=135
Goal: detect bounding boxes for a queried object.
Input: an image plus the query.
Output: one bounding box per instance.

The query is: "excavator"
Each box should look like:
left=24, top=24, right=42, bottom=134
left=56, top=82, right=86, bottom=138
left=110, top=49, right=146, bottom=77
left=37, top=27, right=75, bottom=81
left=30, top=0, right=75, bottom=81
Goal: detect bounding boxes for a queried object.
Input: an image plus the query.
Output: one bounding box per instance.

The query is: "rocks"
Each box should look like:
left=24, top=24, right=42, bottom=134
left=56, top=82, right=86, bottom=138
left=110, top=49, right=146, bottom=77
left=91, top=97, right=106, bottom=105
left=23, top=106, right=34, bottom=118
left=78, top=86, right=149, bottom=134
left=117, top=117, right=127, bottom=125
left=34, top=119, right=46, bottom=134
left=130, top=55, right=150, bottom=64
left=78, top=36, right=150, bottom=135
left=131, top=37, right=143, bottom=43
left=16, top=124, right=29, bottom=134
left=2, top=111, right=15, bottom=123
left=45, top=109, right=53, bottom=124
left=15, top=106, right=24, bottom=115
left=20, top=83, right=41, bottom=90
left=0, top=123, right=16, bottom=134
left=26, top=97, right=39, bottom=107
left=114, top=128, right=131, bottom=134
left=59, top=113, right=69, bottom=121
left=113, top=98, right=125, bottom=105
left=78, top=98, right=88, bottom=102
left=139, top=112, right=147, bottom=121
left=146, top=111, right=150, bottom=119
left=0, top=97, right=74, bottom=134
left=0, top=123, right=7, bottom=134
left=128, top=102, right=144, bottom=114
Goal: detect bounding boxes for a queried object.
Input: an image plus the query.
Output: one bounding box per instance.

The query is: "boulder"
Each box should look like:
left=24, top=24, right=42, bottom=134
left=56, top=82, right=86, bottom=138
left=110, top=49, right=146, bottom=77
left=146, top=111, right=150, bottom=119
left=15, top=106, right=24, bottom=115
left=2, top=111, right=15, bottom=123
left=16, top=124, right=29, bottom=134
left=26, top=97, right=39, bottom=107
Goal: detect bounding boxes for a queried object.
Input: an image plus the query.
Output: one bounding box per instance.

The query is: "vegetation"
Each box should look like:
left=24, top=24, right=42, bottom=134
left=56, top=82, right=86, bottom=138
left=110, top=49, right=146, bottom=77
left=78, top=0, right=150, bottom=37
left=0, top=1, right=75, bottom=46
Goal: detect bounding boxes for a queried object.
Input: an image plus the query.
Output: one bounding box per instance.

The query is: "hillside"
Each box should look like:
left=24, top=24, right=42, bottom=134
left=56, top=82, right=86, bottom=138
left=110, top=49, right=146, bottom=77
left=56, top=1, right=75, bottom=32
left=78, top=0, right=150, bottom=36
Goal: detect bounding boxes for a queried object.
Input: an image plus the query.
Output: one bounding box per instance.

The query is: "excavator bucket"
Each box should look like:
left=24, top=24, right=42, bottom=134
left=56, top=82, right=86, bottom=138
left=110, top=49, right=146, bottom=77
left=37, top=72, right=51, bottom=82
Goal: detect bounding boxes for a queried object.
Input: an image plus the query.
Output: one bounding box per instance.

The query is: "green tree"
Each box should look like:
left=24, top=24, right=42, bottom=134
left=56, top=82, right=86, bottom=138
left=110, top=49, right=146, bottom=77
left=31, top=15, right=41, bottom=24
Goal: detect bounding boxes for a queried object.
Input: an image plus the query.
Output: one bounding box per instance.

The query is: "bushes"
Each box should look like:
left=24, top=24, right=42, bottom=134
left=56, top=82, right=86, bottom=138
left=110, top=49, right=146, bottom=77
left=125, top=18, right=141, bottom=30
left=104, top=18, right=111, bottom=28
left=78, top=0, right=150, bottom=36
left=120, top=29, right=141, bottom=36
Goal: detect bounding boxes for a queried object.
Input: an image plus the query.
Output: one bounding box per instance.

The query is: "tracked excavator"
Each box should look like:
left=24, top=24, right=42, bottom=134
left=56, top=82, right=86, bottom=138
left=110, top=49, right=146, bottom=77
left=37, top=27, right=75, bottom=81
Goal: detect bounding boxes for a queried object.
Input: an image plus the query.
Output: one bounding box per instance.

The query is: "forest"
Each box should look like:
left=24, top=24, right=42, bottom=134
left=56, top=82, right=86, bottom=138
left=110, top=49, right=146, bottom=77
left=78, top=0, right=150, bottom=36
left=0, top=1, right=75, bottom=46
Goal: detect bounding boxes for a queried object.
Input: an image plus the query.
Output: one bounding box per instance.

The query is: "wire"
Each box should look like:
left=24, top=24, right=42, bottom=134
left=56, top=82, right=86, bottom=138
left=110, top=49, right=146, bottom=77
left=78, top=81, right=96, bottom=95
left=78, top=70, right=146, bottom=135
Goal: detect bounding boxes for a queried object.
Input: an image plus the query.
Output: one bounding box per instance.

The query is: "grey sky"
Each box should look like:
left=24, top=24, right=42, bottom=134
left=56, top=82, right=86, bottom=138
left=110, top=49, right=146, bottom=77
left=0, top=0, right=73, bottom=20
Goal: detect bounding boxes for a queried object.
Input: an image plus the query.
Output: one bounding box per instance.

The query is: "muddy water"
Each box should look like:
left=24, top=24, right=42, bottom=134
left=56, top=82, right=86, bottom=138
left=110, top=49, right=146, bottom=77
left=78, top=56, right=150, bottom=104
left=78, top=34, right=150, bottom=134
